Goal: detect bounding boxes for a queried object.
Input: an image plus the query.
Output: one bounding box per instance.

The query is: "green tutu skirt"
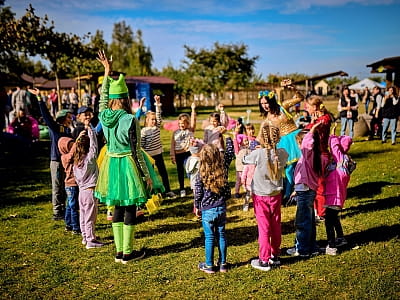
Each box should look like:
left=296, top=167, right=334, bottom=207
left=95, top=147, right=164, bottom=207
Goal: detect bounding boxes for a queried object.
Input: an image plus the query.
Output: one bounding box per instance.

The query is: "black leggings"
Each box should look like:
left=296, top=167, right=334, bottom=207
left=152, top=153, right=171, bottom=192
left=175, top=151, right=191, bottom=190
left=113, top=205, right=137, bottom=225
left=324, top=207, right=344, bottom=247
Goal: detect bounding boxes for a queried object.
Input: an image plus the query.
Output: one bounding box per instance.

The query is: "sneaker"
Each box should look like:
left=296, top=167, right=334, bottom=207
left=286, top=247, right=309, bottom=258
left=81, top=238, right=87, bottom=245
left=219, top=263, right=228, bottom=273
left=180, top=190, right=186, bottom=198
left=335, top=237, right=348, bottom=247
left=251, top=259, right=271, bottom=271
left=72, top=230, right=82, bottom=235
left=269, top=255, right=281, bottom=266
left=198, top=262, right=215, bottom=274
left=122, top=249, right=146, bottom=264
left=325, top=246, right=337, bottom=256
left=64, top=225, right=73, bottom=232
left=106, top=210, right=113, bottom=221
left=242, top=204, right=249, bottom=212
left=315, top=215, right=325, bottom=223
left=86, top=240, right=104, bottom=249
left=115, top=252, right=123, bottom=263
left=165, top=191, right=177, bottom=198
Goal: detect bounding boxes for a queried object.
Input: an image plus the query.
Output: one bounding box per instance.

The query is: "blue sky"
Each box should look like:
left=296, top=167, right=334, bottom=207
left=8, top=0, right=400, bottom=79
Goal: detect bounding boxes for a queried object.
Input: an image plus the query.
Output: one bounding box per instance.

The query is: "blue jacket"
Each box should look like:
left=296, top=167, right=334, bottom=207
left=38, top=101, right=71, bottom=161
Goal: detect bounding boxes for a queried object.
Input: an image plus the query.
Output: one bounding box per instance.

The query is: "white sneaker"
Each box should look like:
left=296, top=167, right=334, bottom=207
left=165, top=191, right=177, bottom=198
left=325, top=246, right=337, bottom=256
left=251, top=259, right=271, bottom=271
left=180, top=190, right=186, bottom=198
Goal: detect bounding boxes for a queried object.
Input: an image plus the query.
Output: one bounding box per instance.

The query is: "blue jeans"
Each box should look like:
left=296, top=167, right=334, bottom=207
left=382, top=118, right=397, bottom=143
left=340, top=117, right=354, bottom=138
left=295, top=190, right=318, bottom=255
left=201, top=206, right=227, bottom=266
left=65, top=186, right=80, bottom=231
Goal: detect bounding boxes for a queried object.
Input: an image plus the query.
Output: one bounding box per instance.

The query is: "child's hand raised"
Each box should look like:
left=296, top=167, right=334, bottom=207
left=28, top=88, right=40, bottom=96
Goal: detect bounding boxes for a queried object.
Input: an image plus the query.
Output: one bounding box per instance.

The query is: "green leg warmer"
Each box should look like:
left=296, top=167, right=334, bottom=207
left=112, top=222, right=124, bottom=253
left=123, top=224, right=135, bottom=255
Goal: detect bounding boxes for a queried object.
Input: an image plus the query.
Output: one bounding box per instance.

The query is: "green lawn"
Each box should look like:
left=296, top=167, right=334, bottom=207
left=0, top=104, right=399, bottom=299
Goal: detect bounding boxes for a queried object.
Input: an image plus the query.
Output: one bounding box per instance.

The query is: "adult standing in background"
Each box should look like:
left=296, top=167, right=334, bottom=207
left=49, top=88, right=59, bottom=117
left=368, top=86, right=384, bottom=140
left=338, top=87, right=358, bottom=138
left=381, top=86, right=399, bottom=145
left=11, top=86, right=30, bottom=123
left=69, top=87, right=79, bottom=115
left=362, top=87, right=372, bottom=114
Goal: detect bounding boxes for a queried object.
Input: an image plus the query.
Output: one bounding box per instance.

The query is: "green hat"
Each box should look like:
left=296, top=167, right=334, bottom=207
left=56, top=109, right=71, bottom=121
left=109, top=74, right=129, bottom=99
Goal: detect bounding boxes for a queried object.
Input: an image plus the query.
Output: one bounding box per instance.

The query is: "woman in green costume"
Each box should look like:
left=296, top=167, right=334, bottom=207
left=95, top=50, right=152, bottom=264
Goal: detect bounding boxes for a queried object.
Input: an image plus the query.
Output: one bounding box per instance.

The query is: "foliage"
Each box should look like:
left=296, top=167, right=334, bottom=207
left=326, top=76, right=359, bottom=89
left=109, top=22, right=153, bottom=76
left=182, top=42, right=258, bottom=99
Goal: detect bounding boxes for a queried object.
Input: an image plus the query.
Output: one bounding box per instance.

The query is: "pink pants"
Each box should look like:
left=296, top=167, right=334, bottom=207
left=79, top=189, right=98, bottom=242
left=253, top=193, right=282, bottom=262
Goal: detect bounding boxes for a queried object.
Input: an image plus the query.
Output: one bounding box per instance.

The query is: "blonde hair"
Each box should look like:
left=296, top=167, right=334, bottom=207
left=199, top=144, right=226, bottom=194
left=73, top=135, right=90, bottom=165
left=144, top=111, right=156, bottom=127
left=261, top=124, right=282, bottom=181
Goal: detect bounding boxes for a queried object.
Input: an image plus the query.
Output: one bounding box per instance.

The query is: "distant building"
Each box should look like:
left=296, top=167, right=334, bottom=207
left=314, top=80, right=329, bottom=96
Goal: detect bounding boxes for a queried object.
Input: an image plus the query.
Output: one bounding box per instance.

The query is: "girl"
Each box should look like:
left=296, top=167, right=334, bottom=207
left=338, top=87, right=358, bottom=138
left=203, top=112, right=226, bottom=151
left=381, top=86, right=399, bottom=145
left=195, top=143, right=234, bottom=274
left=95, top=51, right=152, bottom=264
left=287, top=122, right=323, bottom=257
left=73, top=125, right=104, bottom=249
left=324, top=123, right=353, bottom=255
left=170, top=105, right=196, bottom=198
left=243, top=124, right=288, bottom=271
left=233, top=134, right=250, bottom=199
left=141, top=95, right=175, bottom=198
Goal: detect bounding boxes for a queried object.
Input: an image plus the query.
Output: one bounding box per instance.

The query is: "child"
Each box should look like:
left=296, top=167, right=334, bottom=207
left=195, top=142, right=234, bottom=274
left=234, top=134, right=251, bottom=199
left=58, top=136, right=80, bottom=235
left=73, top=126, right=104, bottom=249
left=296, top=110, right=311, bottom=129
left=323, top=123, right=353, bottom=255
left=170, top=104, right=196, bottom=198
left=141, top=95, right=176, bottom=198
left=287, top=122, right=323, bottom=257
left=203, top=112, right=226, bottom=151
left=241, top=139, right=260, bottom=211
left=243, top=124, right=288, bottom=271
left=185, top=139, right=204, bottom=220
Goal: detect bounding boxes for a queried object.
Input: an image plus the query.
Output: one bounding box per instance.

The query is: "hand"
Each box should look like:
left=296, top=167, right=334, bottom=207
left=171, top=156, right=176, bottom=164
left=310, top=121, right=322, bottom=133
left=195, top=208, right=201, bottom=217
left=83, top=119, right=90, bottom=128
left=154, top=95, right=161, bottom=103
left=191, top=102, right=196, bottom=110
left=96, top=50, right=113, bottom=73
left=28, top=88, right=40, bottom=96
left=77, top=130, right=86, bottom=140
left=146, top=178, right=153, bottom=190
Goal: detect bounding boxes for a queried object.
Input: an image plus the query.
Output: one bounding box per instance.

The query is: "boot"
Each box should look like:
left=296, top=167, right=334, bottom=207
left=112, top=222, right=123, bottom=262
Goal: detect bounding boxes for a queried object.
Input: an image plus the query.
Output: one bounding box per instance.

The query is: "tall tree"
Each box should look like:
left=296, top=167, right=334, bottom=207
left=182, top=42, right=258, bottom=101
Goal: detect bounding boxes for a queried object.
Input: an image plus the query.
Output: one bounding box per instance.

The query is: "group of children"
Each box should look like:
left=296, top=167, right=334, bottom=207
left=32, top=54, right=355, bottom=272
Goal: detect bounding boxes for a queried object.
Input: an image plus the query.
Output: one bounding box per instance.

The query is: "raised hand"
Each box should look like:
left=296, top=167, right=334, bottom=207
left=96, top=50, right=113, bottom=73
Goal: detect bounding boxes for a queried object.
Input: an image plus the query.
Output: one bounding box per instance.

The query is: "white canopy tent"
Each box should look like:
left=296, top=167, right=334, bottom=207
left=349, top=78, right=385, bottom=90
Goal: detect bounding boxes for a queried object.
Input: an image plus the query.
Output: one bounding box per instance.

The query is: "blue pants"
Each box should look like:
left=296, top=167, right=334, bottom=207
left=340, top=117, right=354, bottom=138
left=201, top=206, right=227, bottom=266
left=65, top=186, right=80, bottom=231
left=382, top=118, right=397, bottom=143
left=295, top=190, right=318, bottom=255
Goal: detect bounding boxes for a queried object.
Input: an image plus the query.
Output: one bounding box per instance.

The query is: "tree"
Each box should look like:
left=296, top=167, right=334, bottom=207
left=182, top=42, right=258, bottom=101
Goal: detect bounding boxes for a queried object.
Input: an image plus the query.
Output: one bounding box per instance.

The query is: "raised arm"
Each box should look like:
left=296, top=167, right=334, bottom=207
left=190, top=102, right=196, bottom=132
left=154, top=95, right=162, bottom=128
left=96, top=50, right=112, bottom=112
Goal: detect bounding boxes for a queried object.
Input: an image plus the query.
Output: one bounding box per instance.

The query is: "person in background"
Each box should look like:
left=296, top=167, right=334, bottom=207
left=381, top=86, right=399, bottom=145
left=203, top=112, right=226, bottom=152
left=338, top=87, right=358, bottom=138
left=362, top=87, right=372, bottom=114
left=367, top=86, right=384, bottom=140
left=48, top=88, right=58, bottom=118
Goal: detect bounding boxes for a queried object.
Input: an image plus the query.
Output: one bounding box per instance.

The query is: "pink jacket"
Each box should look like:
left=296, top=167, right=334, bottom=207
left=324, top=134, right=352, bottom=208
left=241, top=164, right=255, bottom=191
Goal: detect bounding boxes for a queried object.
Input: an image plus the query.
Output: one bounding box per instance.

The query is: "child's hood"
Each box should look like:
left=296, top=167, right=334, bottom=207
left=339, top=135, right=352, bottom=153
left=58, top=137, right=74, bottom=154
left=101, top=109, right=127, bottom=128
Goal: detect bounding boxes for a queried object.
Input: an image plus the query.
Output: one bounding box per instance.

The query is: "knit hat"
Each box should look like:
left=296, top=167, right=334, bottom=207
left=56, top=109, right=71, bottom=121
left=109, top=74, right=129, bottom=99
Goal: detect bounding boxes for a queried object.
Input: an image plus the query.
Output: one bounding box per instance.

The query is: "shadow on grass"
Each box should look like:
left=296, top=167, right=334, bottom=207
left=0, top=194, right=50, bottom=208
left=349, top=147, right=393, bottom=159
left=347, top=181, right=400, bottom=199
left=342, top=196, right=400, bottom=219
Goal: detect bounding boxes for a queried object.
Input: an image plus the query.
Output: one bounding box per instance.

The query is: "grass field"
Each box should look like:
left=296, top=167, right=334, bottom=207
left=0, top=103, right=399, bottom=299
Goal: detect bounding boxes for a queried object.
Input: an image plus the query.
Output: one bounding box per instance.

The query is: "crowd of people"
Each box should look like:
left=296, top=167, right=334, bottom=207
left=1, top=58, right=399, bottom=271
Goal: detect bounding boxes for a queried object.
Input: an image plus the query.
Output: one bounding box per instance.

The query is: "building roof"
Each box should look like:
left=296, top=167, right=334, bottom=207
left=367, top=56, right=400, bottom=73
left=293, top=71, right=348, bottom=85
left=21, top=74, right=77, bottom=89
left=125, top=76, right=176, bottom=85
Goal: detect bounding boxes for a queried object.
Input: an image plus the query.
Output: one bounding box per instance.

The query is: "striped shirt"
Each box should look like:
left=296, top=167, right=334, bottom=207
left=141, top=103, right=163, bottom=156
